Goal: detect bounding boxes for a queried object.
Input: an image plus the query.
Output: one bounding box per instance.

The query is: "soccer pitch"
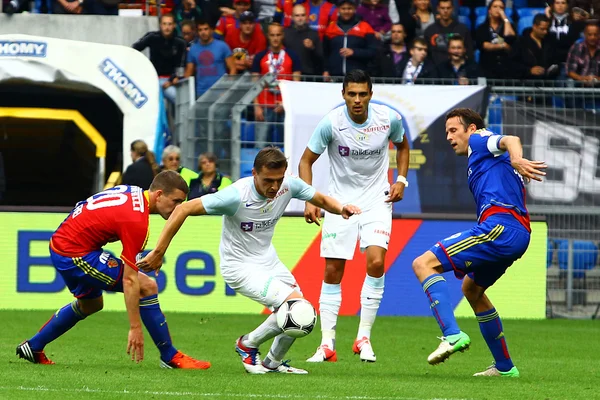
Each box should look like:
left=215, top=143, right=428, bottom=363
left=2, top=311, right=597, bottom=400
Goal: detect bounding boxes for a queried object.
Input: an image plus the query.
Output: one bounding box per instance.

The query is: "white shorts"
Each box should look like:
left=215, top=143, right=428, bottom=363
left=320, top=204, right=392, bottom=260
left=221, top=261, right=301, bottom=310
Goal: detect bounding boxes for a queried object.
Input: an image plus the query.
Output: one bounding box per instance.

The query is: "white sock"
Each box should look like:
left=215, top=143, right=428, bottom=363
left=357, top=274, right=385, bottom=340
left=319, top=281, right=341, bottom=349
left=263, top=333, right=295, bottom=368
left=244, top=313, right=282, bottom=348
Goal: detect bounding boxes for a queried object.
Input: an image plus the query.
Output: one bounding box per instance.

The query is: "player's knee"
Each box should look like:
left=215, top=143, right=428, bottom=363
left=78, top=298, right=103, bottom=315
left=367, top=257, right=385, bottom=274
left=412, top=256, right=426, bottom=275
left=139, top=275, right=159, bottom=297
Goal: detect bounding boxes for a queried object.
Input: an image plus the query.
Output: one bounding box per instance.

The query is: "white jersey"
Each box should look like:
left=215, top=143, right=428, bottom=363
left=307, top=103, right=405, bottom=211
left=201, top=176, right=316, bottom=268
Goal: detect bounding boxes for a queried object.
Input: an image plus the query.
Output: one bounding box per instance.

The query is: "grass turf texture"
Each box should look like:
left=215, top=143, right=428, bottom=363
left=1, top=311, right=597, bottom=400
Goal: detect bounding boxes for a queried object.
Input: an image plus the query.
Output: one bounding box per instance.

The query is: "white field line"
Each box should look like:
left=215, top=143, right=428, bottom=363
left=0, top=386, right=471, bottom=400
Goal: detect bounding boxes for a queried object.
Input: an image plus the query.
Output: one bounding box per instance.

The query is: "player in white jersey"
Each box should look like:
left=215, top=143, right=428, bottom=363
left=137, top=147, right=361, bottom=374
left=299, top=70, right=410, bottom=363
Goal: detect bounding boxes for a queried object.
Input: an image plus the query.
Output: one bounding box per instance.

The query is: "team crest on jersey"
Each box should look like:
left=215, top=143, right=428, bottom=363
left=355, top=133, right=368, bottom=142
left=107, top=258, right=119, bottom=268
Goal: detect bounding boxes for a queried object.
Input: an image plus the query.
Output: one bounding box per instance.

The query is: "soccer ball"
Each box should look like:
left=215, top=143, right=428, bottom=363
left=276, top=299, right=317, bottom=338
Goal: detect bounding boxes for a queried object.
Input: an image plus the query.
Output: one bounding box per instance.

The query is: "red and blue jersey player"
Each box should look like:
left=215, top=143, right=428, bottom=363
left=412, top=108, right=547, bottom=377
left=16, top=171, right=210, bottom=369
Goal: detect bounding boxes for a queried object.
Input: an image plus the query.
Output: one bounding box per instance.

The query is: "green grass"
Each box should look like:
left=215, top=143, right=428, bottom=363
left=1, top=311, right=598, bottom=400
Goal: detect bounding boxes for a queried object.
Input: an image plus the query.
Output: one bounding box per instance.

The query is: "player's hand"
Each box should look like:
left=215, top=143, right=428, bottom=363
left=341, top=204, right=361, bottom=219
left=304, top=203, right=322, bottom=226
left=127, top=326, right=144, bottom=363
left=511, top=158, right=547, bottom=183
left=136, top=249, right=164, bottom=275
left=386, top=182, right=406, bottom=203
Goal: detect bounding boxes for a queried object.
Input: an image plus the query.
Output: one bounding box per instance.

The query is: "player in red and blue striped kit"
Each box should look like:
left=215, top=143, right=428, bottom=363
left=412, top=108, right=547, bottom=377
left=16, top=171, right=210, bottom=369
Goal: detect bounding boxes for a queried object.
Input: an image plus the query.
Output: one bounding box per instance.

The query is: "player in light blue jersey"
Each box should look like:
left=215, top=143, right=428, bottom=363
left=300, top=69, right=410, bottom=363
left=412, top=108, right=546, bottom=377
left=137, top=147, right=361, bottom=375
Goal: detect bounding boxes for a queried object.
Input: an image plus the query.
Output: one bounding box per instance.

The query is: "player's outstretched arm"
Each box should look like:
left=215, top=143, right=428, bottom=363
left=299, top=148, right=324, bottom=225
left=137, top=198, right=208, bottom=273
left=122, top=264, right=144, bottom=363
left=309, top=192, right=361, bottom=220
left=499, top=135, right=547, bottom=182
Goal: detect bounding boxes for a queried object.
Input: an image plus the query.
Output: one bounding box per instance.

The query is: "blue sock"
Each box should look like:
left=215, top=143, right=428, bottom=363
left=476, top=308, right=514, bottom=372
left=29, top=300, right=86, bottom=351
left=421, top=274, right=461, bottom=337
left=139, top=295, right=178, bottom=362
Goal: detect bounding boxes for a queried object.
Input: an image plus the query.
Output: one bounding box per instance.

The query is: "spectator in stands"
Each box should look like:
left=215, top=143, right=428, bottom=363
left=215, top=0, right=252, bottom=39
left=160, top=145, right=199, bottom=188
left=566, top=21, right=600, bottom=83
left=198, top=0, right=235, bottom=26
left=357, top=0, right=393, bottom=41
left=133, top=14, right=187, bottom=104
left=181, top=20, right=197, bottom=52
left=175, top=0, right=203, bottom=36
left=399, top=37, right=437, bottom=83
left=412, top=0, right=435, bottom=38
left=436, top=34, right=480, bottom=84
left=545, top=0, right=584, bottom=65
left=185, top=20, right=237, bottom=99
left=475, top=0, right=519, bottom=79
left=284, top=4, right=325, bottom=75
left=303, top=0, right=338, bottom=39
left=388, top=0, right=417, bottom=44
left=379, top=23, right=409, bottom=78
left=225, top=11, right=268, bottom=73
left=571, top=0, right=600, bottom=20
left=424, top=0, right=474, bottom=65
left=0, top=151, right=5, bottom=204
left=275, top=0, right=305, bottom=28
left=122, top=140, right=159, bottom=190
left=519, top=14, right=561, bottom=80
left=323, top=0, right=379, bottom=78
left=252, top=23, right=301, bottom=148
left=188, top=152, right=233, bottom=199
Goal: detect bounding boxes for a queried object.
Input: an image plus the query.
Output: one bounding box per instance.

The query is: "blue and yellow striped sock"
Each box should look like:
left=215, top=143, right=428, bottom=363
left=29, top=300, right=86, bottom=351
left=476, top=308, right=514, bottom=372
left=139, top=294, right=177, bottom=363
left=421, top=274, right=461, bottom=337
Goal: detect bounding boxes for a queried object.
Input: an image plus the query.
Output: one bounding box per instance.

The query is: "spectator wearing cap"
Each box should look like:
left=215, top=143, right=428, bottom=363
left=252, top=23, right=302, bottom=148
left=133, top=14, right=187, bottom=104
left=215, top=0, right=252, bottom=39
left=225, top=11, right=268, bottom=73
left=323, top=0, right=379, bottom=78
left=424, top=0, right=473, bottom=65
left=566, top=21, right=600, bottom=83
left=284, top=3, right=325, bottom=75
left=188, top=152, right=233, bottom=199
left=185, top=19, right=237, bottom=98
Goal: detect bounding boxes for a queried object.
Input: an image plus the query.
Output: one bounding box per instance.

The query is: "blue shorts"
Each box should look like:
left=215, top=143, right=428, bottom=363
left=50, top=248, right=124, bottom=299
left=430, top=215, right=531, bottom=288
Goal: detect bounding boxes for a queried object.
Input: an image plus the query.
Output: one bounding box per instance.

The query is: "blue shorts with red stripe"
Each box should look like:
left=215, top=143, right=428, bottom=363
left=430, top=214, right=531, bottom=288
left=50, top=248, right=124, bottom=299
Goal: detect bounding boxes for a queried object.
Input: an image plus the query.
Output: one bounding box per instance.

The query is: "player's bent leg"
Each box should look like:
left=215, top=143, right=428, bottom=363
left=135, top=273, right=210, bottom=370
left=413, top=251, right=470, bottom=365
left=353, top=245, right=386, bottom=363
left=17, top=296, right=101, bottom=365
left=463, top=276, right=517, bottom=376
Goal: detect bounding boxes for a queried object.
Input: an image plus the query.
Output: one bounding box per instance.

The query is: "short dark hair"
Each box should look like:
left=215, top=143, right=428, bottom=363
left=196, top=18, right=214, bottom=29
left=438, top=0, right=453, bottom=6
left=150, top=170, right=189, bottom=195
left=446, top=108, right=486, bottom=131
left=533, top=14, right=550, bottom=25
left=343, top=69, right=372, bottom=92
left=181, top=20, right=195, bottom=30
left=448, top=33, right=465, bottom=45
left=253, top=146, right=288, bottom=172
left=160, top=13, right=175, bottom=23
left=411, top=37, right=428, bottom=49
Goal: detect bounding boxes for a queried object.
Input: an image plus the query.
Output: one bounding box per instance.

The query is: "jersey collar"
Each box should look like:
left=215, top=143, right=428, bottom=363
left=343, top=104, right=372, bottom=129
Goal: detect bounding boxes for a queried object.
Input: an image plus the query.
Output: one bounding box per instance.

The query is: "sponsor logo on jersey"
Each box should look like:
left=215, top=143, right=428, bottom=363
left=241, top=222, right=254, bottom=232
left=0, top=41, right=47, bottom=57
left=362, top=124, right=390, bottom=133
left=99, top=58, right=148, bottom=109
left=322, top=232, right=337, bottom=240
left=373, top=229, right=390, bottom=237
left=338, top=145, right=350, bottom=157
left=338, top=145, right=384, bottom=158
left=273, top=187, right=289, bottom=200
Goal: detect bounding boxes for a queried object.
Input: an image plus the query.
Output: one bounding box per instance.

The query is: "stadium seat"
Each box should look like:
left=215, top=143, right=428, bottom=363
left=240, top=118, right=255, bottom=146
left=512, top=0, right=528, bottom=8
left=240, top=148, right=261, bottom=178
left=458, top=15, right=472, bottom=30
left=459, top=6, right=471, bottom=17
left=474, top=49, right=480, bottom=63
left=517, top=7, right=546, bottom=17
left=557, top=240, right=599, bottom=278
left=518, top=15, right=534, bottom=34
